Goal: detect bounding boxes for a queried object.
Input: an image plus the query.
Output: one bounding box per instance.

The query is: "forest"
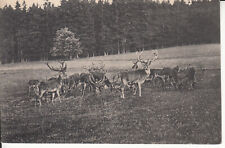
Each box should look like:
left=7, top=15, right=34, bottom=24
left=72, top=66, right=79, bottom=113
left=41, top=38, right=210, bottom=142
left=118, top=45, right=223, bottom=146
left=0, top=0, right=220, bottom=64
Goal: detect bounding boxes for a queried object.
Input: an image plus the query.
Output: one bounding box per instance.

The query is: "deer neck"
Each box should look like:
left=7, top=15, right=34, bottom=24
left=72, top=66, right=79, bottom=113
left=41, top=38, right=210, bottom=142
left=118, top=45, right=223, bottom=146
left=145, top=68, right=151, bottom=75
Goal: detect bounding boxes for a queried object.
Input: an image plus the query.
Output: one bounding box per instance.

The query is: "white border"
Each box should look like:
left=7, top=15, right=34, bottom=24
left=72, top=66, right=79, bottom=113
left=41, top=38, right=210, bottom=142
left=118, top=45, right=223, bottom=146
left=2, top=1, right=224, bottom=148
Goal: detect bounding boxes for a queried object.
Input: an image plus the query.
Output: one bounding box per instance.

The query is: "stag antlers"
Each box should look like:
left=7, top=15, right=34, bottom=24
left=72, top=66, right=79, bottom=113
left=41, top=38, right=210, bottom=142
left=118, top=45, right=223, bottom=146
left=83, top=62, right=107, bottom=74
left=132, top=49, right=158, bottom=69
left=46, top=61, right=67, bottom=74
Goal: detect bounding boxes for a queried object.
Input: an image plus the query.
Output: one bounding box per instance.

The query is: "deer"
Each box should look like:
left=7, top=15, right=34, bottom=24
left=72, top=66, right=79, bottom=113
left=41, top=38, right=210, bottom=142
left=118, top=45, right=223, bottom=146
left=46, top=61, right=68, bottom=93
left=175, top=66, right=196, bottom=90
left=28, top=79, right=40, bottom=97
left=46, top=61, right=67, bottom=79
left=37, top=61, right=67, bottom=106
left=66, top=73, right=81, bottom=91
left=120, top=50, right=158, bottom=98
left=79, top=62, right=112, bottom=97
left=79, top=71, right=109, bottom=97
left=38, top=75, right=63, bottom=105
left=132, top=49, right=158, bottom=70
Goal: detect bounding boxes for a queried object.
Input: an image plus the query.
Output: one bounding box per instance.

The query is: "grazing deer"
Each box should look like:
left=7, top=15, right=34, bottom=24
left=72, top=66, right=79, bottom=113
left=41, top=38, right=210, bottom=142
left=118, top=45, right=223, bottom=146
left=80, top=63, right=111, bottom=97
left=120, top=50, right=158, bottom=98
left=175, top=66, right=196, bottom=90
left=79, top=71, right=112, bottom=97
left=79, top=73, right=93, bottom=97
left=153, top=66, right=180, bottom=89
left=67, top=73, right=81, bottom=90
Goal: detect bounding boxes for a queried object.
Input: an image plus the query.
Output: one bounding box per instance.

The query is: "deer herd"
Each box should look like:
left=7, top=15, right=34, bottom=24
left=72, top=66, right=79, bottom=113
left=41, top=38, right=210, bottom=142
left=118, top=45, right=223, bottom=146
left=28, top=50, right=197, bottom=107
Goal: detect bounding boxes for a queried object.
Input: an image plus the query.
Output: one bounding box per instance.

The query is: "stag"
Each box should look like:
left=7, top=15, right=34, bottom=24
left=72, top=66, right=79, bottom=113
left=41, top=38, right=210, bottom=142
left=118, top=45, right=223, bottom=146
left=38, top=75, right=63, bottom=106
left=80, top=62, right=112, bottom=97
left=46, top=61, right=68, bottom=93
left=46, top=61, right=67, bottom=78
left=35, top=61, right=67, bottom=106
left=132, top=50, right=158, bottom=70
left=120, top=51, right=158, bottom=98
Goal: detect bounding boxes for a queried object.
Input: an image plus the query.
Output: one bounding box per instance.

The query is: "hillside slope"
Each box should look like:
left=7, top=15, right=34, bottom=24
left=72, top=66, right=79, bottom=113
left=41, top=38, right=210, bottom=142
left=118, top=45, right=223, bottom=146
left=0, top=44, right=220, bottom=72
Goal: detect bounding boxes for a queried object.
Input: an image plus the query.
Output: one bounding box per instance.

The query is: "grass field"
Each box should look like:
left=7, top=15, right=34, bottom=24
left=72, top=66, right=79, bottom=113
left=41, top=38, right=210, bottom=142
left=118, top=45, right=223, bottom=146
left=0, top=44, right=221, bottom=143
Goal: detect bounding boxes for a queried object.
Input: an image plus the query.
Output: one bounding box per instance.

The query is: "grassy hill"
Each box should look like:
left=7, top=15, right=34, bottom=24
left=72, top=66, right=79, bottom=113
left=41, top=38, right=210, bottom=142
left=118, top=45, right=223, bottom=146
left=0, top=44, right=220, bottom=73
left=0, top=43, right=221, bottom=143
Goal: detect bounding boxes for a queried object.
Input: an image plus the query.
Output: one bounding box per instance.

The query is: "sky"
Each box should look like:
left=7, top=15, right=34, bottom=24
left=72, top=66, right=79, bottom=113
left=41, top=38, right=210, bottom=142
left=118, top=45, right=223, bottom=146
left=0, top=0, right=61, bottom=8
left=0, top=0, right=187, bottom=8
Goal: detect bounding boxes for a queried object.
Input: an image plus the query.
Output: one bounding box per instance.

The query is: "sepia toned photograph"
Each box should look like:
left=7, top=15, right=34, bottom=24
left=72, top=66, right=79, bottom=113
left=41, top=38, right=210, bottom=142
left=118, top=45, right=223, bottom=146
left=0, top=0, right=221, bottom=144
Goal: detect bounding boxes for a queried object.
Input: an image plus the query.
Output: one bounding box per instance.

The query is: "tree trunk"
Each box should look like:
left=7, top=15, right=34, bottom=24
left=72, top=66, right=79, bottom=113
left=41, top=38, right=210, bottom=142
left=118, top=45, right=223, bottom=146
left=117, top=40, right=120, bottom=54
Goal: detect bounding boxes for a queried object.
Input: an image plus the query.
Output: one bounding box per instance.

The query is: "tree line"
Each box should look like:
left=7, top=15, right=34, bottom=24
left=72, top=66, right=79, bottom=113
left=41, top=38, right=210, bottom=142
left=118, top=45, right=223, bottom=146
left=0, top=0, right=220, bottom=64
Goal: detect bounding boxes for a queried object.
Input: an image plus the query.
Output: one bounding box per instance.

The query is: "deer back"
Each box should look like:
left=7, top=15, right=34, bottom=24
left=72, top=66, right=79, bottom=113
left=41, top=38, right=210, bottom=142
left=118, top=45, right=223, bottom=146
left=121, top=69, right=149, bottom=83
left=40, top=76, right=62, bottom=91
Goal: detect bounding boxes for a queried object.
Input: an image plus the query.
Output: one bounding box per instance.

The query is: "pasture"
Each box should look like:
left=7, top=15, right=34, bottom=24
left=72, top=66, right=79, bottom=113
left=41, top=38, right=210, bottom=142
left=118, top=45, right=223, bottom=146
left=0, top=44, right=221, bottom=143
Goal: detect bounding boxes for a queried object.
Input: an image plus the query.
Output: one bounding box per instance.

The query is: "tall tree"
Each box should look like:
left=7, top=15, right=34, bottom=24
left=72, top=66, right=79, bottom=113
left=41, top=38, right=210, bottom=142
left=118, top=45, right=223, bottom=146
left=50, top=27, right=82, bottom=60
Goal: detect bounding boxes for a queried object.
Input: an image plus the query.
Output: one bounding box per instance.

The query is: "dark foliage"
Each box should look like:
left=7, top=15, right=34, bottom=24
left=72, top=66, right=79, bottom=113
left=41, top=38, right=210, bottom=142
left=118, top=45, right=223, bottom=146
left=0, top=0, right=220, bottom=64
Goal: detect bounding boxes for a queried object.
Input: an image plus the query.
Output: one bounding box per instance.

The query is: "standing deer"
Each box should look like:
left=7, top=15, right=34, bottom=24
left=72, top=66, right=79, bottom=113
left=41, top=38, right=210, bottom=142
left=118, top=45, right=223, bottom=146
left=120, top=51, right=158, bottom=98
left=38, top=75, right=63, bottom=105
left=46, top=61, right=67, bottom=78
left=120, top=60, right=152, bottom=98
left=37, top=61, right=67, bottom=106
left=46, top=61, right=67, bottom=94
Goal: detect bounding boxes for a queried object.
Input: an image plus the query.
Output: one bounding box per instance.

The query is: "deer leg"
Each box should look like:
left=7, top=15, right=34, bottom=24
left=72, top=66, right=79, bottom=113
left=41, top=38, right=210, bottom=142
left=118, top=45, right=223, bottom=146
left=35, top=97, right=37, bottom=107
left=35, top=94, right=41, bottom=107
left=82, top=83, right=86, bottom=97
left=39, top=90, right=45, bottom=105
left=51, top=92, right=55, bottom=104
left=56, top=89, right=61, bottom=102
left=110, top=84, right=113, bottom=92
left=28, top=86, right=31, bottom=97
left=133, top=84, right=137, bottom=95
left=138, top=82, right=142, bottom=97
left=35, top=98, right=40, bottom=107
left=89, top=84, right=92, bottom=92
left=121, top=87, right=125, bottom=99
left=38, top=98, right=42, bottom=106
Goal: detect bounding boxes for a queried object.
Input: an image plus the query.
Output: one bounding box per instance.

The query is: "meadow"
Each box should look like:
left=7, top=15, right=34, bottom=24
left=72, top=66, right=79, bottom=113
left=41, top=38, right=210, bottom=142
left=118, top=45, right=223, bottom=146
left=0, top=44, right=221, bottom=143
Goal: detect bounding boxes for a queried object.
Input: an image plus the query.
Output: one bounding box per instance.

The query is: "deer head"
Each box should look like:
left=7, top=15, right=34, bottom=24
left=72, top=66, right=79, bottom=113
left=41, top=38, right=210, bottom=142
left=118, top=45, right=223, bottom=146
left=132, top=51, right=144, bottom=69
left=46, top=61, right=67, bottom=77
left=132, top=49, right=158, bottom=70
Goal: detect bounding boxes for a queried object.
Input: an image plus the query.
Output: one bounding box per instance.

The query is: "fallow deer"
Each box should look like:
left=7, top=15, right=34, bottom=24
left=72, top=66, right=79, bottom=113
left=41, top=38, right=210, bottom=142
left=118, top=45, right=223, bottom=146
left=120, top=50, right=158, bottom=98
left=37, top=61, right=67, bottom=106
left=28, top=79, right=40, bottom=97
